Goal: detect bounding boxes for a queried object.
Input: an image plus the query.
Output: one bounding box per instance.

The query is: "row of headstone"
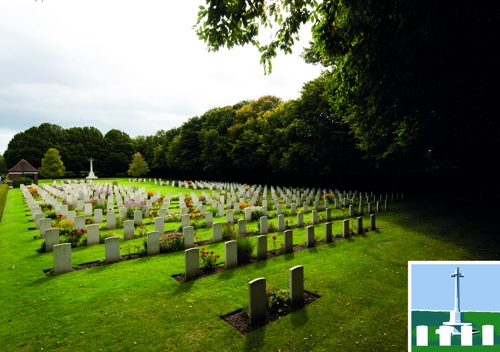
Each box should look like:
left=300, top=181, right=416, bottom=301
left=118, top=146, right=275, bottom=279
left=248, top=265, right=304, bottom=325
left=416, top=325, right=494, bottom=346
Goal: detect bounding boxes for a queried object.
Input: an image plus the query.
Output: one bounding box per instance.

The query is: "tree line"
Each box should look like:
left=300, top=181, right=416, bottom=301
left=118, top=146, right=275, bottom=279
left=2, top=0, right=496, bottom=195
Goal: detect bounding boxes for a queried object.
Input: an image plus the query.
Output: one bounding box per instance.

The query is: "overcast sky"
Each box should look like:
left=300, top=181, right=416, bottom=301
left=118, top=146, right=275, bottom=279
left=0, top=1, right=323, bottom=155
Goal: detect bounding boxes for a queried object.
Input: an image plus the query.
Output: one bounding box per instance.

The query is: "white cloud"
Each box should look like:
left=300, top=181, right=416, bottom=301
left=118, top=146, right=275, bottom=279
left=0, top=1, right=322, bottom=155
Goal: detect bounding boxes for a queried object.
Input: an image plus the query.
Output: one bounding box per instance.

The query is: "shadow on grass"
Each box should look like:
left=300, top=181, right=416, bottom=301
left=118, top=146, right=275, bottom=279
left=284, top=253, right=295, bottom=261
left=291, top=304, right=309, bottom=327
left=243, top=324, right=266, bottom=351
left=385, top=197, right=500, bottom=260
left=218, top=267, right=235, bottom=280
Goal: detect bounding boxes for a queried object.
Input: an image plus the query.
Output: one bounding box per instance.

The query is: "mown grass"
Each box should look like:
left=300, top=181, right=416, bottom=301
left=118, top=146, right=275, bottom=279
left=1, top=179, right=499, bottom=351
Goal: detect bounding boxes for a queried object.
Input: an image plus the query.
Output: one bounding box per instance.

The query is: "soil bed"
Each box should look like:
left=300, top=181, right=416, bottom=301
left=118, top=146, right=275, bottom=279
left=220, top=291, right=320, bottom=334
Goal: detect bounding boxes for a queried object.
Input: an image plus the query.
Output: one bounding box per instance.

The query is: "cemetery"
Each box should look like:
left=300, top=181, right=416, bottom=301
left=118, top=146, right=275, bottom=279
left=1, top=178, right=499, bottom=351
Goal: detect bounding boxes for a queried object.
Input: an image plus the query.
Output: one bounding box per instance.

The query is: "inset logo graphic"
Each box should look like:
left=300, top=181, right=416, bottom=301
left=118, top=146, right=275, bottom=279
left=409, top=261, right=500, bottom=350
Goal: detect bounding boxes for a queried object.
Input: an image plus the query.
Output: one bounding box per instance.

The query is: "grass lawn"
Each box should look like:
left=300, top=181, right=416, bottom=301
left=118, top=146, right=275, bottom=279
left=1, top=179, right=499, bottom=351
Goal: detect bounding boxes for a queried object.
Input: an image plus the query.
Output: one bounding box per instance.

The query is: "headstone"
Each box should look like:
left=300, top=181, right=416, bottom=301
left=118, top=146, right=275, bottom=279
left=303, top=202, right=308, bottom=214
left=123, top=220, right=134, bottom=240
left=284, top=230, right=293, bottom=254
left=416, top=325, right=428, bottom=346
left=483, top=325, right=494, bottom=345
left=244, top=207, right=252, bottom=222
left=306, top=226, right=315, bottom=247
left=53, top=243, right=72, bottom=275
left=276, top=204, right=282, bottom=215
left=106, top=212, right=117, bottom=230
left=86, top=224, right=99, bottom=245
left=105, top=236, right=120, bottom=264
left=233, top=202, right=240, bottom=214
left=147, top=231, right=160, bottom=255
left=367, top=202, right=372, bottom=214
left=257, top=235, right=267, bottom=261
left=45, top=228, right=60, bottom=252
left=183, top=226, right=194, bottom=249
left=75, top=216, right=85, bottom=231
left=277, top=214, right=285, bottom=232
left=212, top=222, right=222, bottom=243
left=181, top=214, right=191, bottom=229
left=461, top=325, right=473, bottom=346
left=248, top=278, right=266, bottom=326
left=132, top=210, right=142, bottom=226
left=438, top=326, right=453, bottom=346
left=67, top=210, right=76, bottom=223
left=291, top=203, right=296, bottom=215
left=289, top=265, right=304, bottom=307
left=94, top=208, right=103, bottom=223
left=154, top=217, right=165, bottom=234
left=357, top=217, right=363, bottom=234
left=226, top=209, right=233, bottom=224
left=84, top=203, right=93, bottom=216
left=259, top=216, right=268, bottom=235
left=370, top=214, right=376, bottom=230
left=326, top=208, right=332, bottom=222
left=225, top=240, right=237, bottom=269
left=312, top=210, right=318, bottom=224
left=297, top=212, right=304, bottom=227
left=238, top=219, right=246, bottom=235
left=359, top=203, right=364, bottom=216
left=60, top=205, right=68, bottom=217
left=118, top=206, right=127, bottom=220
left=325, top=222, right=333, bottom=242
left=184, top=247, right=199, bottom=281
left=376, top=201, right=380, bottom=212
left=39, top=218, right=52, bottom=238
left=205, top=212, right=213, bottom=228
left=349, top=205, right=354, bottom=217
left=343, top=219, right=350, bottom=238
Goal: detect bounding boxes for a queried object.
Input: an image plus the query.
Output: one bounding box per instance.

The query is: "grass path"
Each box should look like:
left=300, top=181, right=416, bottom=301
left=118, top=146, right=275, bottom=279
left=1, top=183, right=499, bottom=351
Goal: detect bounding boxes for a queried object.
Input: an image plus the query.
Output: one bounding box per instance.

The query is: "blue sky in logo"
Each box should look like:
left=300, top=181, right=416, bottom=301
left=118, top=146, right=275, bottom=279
left=410, top=262, right=500, bottom=312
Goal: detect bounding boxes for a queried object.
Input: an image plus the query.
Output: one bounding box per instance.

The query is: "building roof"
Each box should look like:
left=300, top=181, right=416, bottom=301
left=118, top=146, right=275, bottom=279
left=8, top=159, right=39, bottom=173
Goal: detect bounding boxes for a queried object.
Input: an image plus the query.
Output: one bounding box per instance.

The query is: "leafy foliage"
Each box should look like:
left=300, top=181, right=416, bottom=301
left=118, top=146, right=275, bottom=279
left=39, top=148, right=66, bottom=179
left=127, top=152, right=150, bottom=178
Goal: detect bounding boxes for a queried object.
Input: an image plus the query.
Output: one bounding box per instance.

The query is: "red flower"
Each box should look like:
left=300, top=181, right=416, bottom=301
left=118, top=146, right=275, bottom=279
left=272, top=235, right=277, bottom=240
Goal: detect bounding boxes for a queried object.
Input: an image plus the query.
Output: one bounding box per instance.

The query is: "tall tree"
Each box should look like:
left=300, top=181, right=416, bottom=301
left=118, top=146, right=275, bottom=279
left=127, top=152, right=150, bottom=178
left=194, top=0, right=497, bottom=175
left=39, top=148, right=66, bottom=179
left=102, top=129, right=134, bottom=176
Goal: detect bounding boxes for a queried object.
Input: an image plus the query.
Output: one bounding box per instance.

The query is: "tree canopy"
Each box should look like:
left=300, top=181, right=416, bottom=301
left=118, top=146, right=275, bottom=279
left=39, top=148, right=66, bottom=179
left=194, top=0, right=497, bottom=175
left=127, top=152, right=150, bottom=178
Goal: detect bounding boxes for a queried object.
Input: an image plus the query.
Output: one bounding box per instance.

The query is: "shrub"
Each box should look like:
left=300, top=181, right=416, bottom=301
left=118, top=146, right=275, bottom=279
left=222, top=223, right=237, bottom=241
left=13, top=177, right=33, bottom=188
left=62, top=228, right=87, bottom=248
left=200, top=248, right=220, bottom=272
left=250, top=208, right=265, bottom=222
left=159, top=233, right=184, bottom=253
left=266, top=284, right=291, bottom=315
left=236, top=235, right=254, bottom=264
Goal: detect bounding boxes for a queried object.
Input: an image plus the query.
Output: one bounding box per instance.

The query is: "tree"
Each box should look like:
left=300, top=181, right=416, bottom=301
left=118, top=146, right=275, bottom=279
left=0, top=154, right=7, bottom=176
left=102, top=129, right=134, bottom=176
left=127, top=152, right=150, bottom=178
left=39, top=148, right=66, bottom=179
left=194, top=1, right=497, bottom=176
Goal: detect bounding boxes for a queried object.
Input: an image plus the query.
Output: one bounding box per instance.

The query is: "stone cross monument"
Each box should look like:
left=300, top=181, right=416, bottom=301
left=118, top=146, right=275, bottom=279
left=440, top=267, right=473, bottom=335
left=86, top=157, right=98, bottom=180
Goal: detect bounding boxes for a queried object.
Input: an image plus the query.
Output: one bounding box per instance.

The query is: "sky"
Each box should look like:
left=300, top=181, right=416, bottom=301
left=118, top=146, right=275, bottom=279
left=0, top=1, right=323, bottom=155
left=409, top=261, right=500, bottom=312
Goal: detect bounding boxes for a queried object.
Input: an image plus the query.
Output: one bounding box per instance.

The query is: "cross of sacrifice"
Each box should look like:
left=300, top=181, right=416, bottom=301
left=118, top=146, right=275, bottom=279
left=451, top=267, right=464, bottom=313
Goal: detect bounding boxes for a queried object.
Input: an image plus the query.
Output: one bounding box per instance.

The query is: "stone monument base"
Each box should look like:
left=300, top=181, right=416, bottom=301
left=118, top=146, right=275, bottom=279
left=86, top=171, right=98, bottom=180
